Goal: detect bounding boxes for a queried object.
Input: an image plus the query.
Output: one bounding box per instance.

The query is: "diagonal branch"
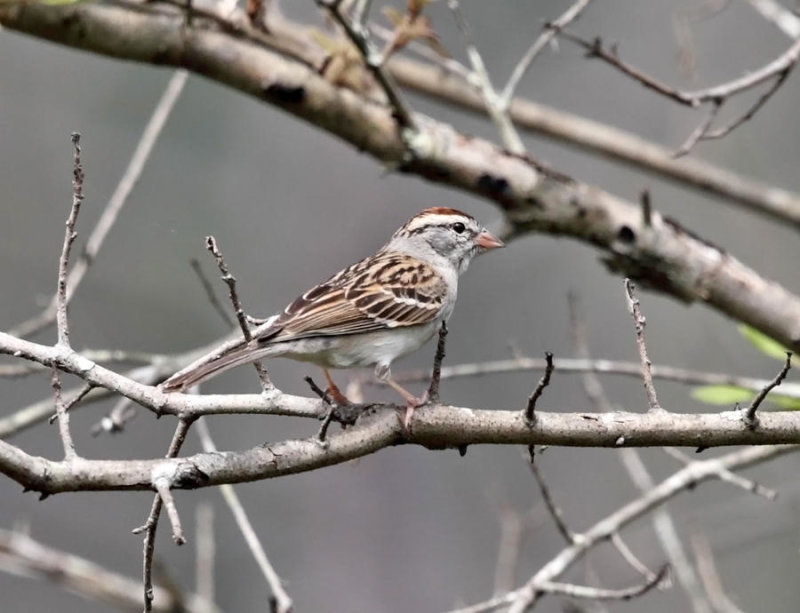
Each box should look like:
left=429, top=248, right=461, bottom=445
left=3, top=0, right=799, bottom=352
left=10, top=73, right=188, bottom=339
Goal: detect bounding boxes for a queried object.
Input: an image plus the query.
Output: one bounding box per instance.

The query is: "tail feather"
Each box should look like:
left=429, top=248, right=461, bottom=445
left=161, top=338, right=275, bottom=391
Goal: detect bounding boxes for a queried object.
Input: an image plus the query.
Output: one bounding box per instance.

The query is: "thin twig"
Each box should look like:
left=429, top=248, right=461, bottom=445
left=195, top=418, right=293, bottom=613
left=526, top=448, right=574, bottom=544
left=502, top=446, right=785, bottom=613
left=560, top=29, right=800, bottom=106
left=132, top=418, right=194, bottom=613
left=569, top=292, right=709, bottom=613
left=743, top=352, right=792, bottom=429
left=673, top=99, right=723, bottom=158
left=48, top=382, right=94, bottom=424
left=704, top=69, right=794, bottom=140
left=558, top=30, right=697, bottom=105
left=662, top=446, right=777, bottom=500
left=427, top=322, right=448, bottom=403
left=610, top=533, right=659, bottom=583
left=0, top=529, right=219, bottom=613
left=500, top=0, right=594, bottom=106
left=56, top=133, right=84, bottom=348
left=205, top=236, right=272, bottom=391
left=618, top=446, right=711, bottom=613
left=11, top=73, right=188, bottom=339
left=50, top=367, right=77, bottom=461
left=624, top=279, right=663, bottom=412
left=448, top=0, right=525, bottom=153
left=537, top=564, right=668, bottom=600
left=153, top=474, right=187, bottom=545
left=191, top=258, right=234, bottom=327
left=375, top=356, right=800, bottom=399
left=317, top=0, right=415, bottom=130
left=524, top=352, right=554, bottom=424
left=749, top=0, right=800, bottom=38
left=304, top=375, right=335, bottom=444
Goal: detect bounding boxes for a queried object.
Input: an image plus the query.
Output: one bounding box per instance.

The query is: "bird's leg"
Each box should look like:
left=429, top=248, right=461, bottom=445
left=323, top=369, right=350, bottom=405
left=376, top=364, right=427, bottom=428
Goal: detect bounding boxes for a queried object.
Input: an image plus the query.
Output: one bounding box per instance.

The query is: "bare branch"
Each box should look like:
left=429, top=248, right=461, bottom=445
left=500, top=0, right=594, bottom=106
left=0, top=529, right=219, bottom=613
left=427, top=322, right=448, bottom=404
left=703, top=69, right=793, bottom=140
left=50, top=367, right=77, bottom=461
left=195, top=418, right=293, bottom=613
left=153, top=472, right=187, bottom=546
left=624, top=280, right=663, bottom=412
left=558, top=31, right=697, bottom=105
left=448, top=0, right=525, bottom=153
left=3, top=3, right=800, bottom=350
left=560, top=29, right=800, bottom=107
left=743, top=352, right=792, bottom=429
left=379, top=356, right=799, bottom=399
left=11, top=74, right=188, bottom=339
left=503, top=444, right=790, bottom=613
left=570, top=292, right=710, bottom=613
left=205, top=236, right=273, bottom=391
left=537, top=564, right=668, bottom=600
left=523, top=352, right=554, bottom=424
left=191, top=258, right=235, bottom=327
left=673, top=99, right=723, bottom=158
left=610, top=533, right=660, bottom=583
left=48, top=382, right=94, bottom=424
left=526, top=449, right=575, bottom=544
left=132, top=418, right=194, bottom=613
left=317, top=0, right=415, bottom=130
left=662, top=446, right=777, bottom=500
left=682, top=38, right=800, bottom=100
left=385, top=54, right=800, bottom=228
left=617, top=447, right=711, bottom=613
left=55, top=133, right=84, bottom=348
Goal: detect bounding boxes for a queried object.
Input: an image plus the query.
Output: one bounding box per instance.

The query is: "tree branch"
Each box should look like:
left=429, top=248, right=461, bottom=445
left=2, top=0, right=799, bottom=352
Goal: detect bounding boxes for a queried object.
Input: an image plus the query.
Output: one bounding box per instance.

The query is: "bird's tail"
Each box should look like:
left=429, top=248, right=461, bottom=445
left=161, top=337, right=277, bottom=392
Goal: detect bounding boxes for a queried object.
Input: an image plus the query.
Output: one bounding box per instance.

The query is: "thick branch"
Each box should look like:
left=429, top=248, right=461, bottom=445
left=2, top=1, right=800, bottom=351
left=3, top=403, right=800, bottom=495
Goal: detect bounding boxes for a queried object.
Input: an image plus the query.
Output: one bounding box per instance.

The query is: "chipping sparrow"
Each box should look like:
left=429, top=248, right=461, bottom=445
left=161, top=207, right=503, bottom=425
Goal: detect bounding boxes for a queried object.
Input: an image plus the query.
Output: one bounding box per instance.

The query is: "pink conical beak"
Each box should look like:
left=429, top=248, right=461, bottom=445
left=475, top=229, right=504, bottom=250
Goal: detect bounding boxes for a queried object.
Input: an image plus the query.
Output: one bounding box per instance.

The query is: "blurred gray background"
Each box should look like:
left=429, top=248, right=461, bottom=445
left=2, top=1, right=800, bottom=611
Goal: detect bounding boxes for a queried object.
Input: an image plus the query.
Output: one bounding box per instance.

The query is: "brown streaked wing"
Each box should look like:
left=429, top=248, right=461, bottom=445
left=260, top=252, right=446, bottom=342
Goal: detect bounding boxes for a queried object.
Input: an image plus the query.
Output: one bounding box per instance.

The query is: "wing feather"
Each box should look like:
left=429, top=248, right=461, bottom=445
left=258, top=252, right=447, bottom=343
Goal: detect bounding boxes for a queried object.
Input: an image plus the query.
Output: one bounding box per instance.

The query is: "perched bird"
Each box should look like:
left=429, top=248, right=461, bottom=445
left=161, top=207, right=503, bottom=425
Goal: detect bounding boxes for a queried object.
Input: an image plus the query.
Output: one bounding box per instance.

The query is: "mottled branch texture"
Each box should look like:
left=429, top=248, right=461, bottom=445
left=2, top=0, right=800, bottom=354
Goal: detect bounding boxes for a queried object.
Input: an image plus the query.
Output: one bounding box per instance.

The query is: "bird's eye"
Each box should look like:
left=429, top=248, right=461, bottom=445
left=452, top=222, right=466, bottom=234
